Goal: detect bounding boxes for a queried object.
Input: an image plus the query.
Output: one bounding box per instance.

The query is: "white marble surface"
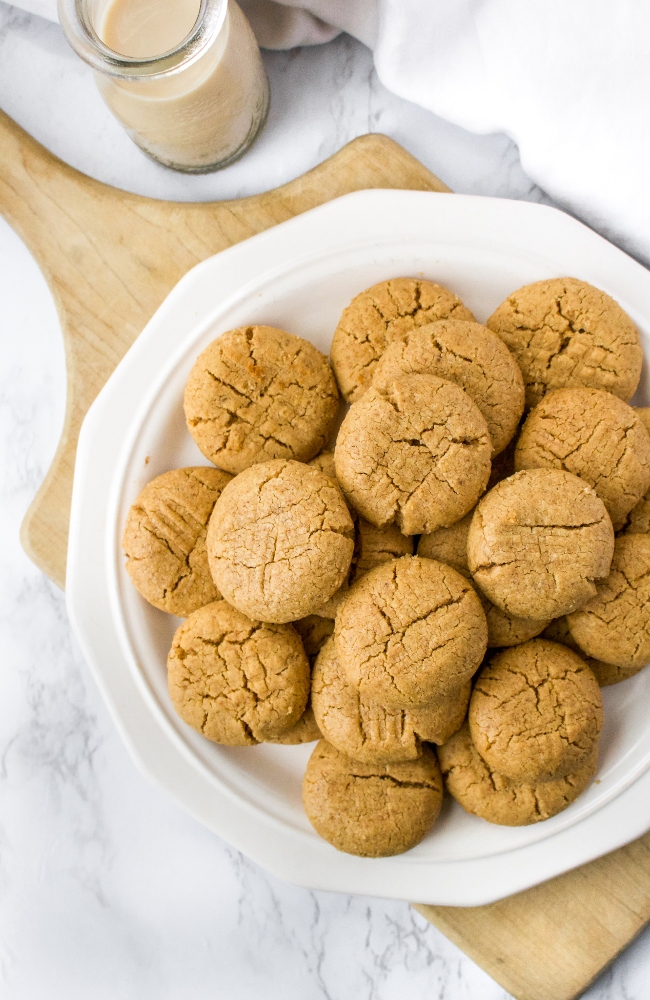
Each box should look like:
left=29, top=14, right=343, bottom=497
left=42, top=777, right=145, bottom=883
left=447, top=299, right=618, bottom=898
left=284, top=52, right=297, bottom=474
left=1, top=3, right=649, bottom=997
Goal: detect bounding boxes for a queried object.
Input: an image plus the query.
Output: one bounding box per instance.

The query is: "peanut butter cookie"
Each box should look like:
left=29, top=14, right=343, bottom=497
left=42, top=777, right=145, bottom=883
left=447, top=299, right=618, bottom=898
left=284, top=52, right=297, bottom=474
left=540, top=617, right=617, bottom=687
left=515, top=388, right=650, bottom=530
left=335, top=374, right=491, bottom=535
left=469, top=640, right=603, bottom=783
left=486, top=278, right=642, bottom=408
left=439, top=723, right=598, bottom=826
left=184, top=326, right=339, bottom=474
left=311, top=637, right=469, bottom=763
left=207, top=460, right=354, bottom=623
left=335, top=556, right=487, bottom=708
left=302, top=740, right=443, bottom=857
left=123, top=466, right=232, bottom=617
left=371, top=319, right=524, bottom=456
left=167, top=600, right=310, bottom=745
left=620, top=408, right=650, bottom=535
left=418, top=516, right=550, bottom=647
left=567, top=534, right=650, bottom=673
left=330, top=277, right=475, bottom=403
left=467, top=469, right=615, bottom=619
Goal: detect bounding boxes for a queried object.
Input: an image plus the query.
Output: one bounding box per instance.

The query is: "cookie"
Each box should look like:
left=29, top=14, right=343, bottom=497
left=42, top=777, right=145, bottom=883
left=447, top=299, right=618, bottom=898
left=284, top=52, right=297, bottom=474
left=567, top=534, right=650, bottom=673
left=439, top=723, right=598, bottom=826
left=486, top=278, right=642, bottom=409
left=418, top=516, right=550, bottom=647
left=122, top=466, right=232, bottom=617
left=620, top=407, right=650, bottom=535
left=335, top=556, right=487, bottom=708
left=330, top=277, right=475, bottom=403
left=468, top=640, right=603, bottom=783
left=540, top=617, right=616, bottom=687
left=184, top=326, right=339, bottom=474
left=308, top=454, right=414, bottom=618
left=311, top=637, right=469, bottom=763
left=515, top=388, right=650, bottom=530
left=292, top=615, right=335, bottom=663
left=334, top=374, right=491, bottom=535
left=302, top=740, right=443, bottom=857
left=467, top=469, right=615, bottom=619
left=371, top=319, right=524, bottom=456
left=167, top=600, right=310, bottom=745
left=207, top=460, right=354, bottom=623
left=265, top=615, right=331, bottom=745
left=266, top=705, right=321, bottom=745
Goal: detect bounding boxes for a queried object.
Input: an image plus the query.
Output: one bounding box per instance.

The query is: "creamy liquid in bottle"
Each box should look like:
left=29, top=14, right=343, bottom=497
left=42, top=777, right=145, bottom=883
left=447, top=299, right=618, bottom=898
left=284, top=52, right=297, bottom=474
left=96, top=0, right=268, bottom=170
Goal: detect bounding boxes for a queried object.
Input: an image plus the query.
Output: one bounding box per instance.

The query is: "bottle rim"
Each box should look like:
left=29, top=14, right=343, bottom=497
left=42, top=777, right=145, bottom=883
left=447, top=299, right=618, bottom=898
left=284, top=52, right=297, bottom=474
left=57, top=0, right=227, bottom=80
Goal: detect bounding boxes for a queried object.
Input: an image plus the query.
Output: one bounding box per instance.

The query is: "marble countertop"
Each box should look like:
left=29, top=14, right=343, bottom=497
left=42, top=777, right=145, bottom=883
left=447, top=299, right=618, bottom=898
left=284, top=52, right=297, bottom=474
left=1, top=3, right=648, bottom=997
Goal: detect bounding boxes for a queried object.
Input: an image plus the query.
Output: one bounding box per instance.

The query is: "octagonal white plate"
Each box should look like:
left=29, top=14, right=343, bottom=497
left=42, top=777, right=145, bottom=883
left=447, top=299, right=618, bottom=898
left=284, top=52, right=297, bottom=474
left=67, top=189, right=650, bottom=906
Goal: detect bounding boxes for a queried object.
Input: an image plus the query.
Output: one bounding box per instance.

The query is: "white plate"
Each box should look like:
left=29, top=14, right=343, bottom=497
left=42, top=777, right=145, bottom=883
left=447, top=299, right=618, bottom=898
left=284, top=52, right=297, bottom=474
left=67, top=190, right=650, bottom=906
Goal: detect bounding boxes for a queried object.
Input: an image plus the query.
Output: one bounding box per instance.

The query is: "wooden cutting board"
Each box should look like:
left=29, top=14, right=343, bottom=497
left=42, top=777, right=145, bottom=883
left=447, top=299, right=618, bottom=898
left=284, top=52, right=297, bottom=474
left=2, top=108, right=649, bottom=1000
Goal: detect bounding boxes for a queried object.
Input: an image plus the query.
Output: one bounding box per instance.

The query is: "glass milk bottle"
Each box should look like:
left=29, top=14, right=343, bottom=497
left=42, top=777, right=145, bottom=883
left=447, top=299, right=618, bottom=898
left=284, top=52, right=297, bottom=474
left=58, top=0, right=269, bottom=172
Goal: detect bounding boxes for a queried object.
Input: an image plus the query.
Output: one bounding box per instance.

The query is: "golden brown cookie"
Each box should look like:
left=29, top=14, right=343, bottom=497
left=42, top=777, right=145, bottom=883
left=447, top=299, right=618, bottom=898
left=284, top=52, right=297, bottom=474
left=620, top=407, right=650, bottom=535
left=335, top=556, right=487, bottom=708
left=311, top=638, right=469, bottom=763
left=330, top=277, right=475, bottom=403
left=468, top=640, right=603, bottom=783
left=539, top=618, right=615, bottom=687
left=486, top=278, right=642, bottom=409
left=334, top=374, right=491, bottom=535
left=418, top=516, right=550, bottom=647
left=371, top=319, right=524, bottom=456
left=567, top=534, right=650, bottom=673
left=265, top=616, right=331, bottom=744
left=439, top=723, right=598, bottom=826
left=183, top=326, right=339, bottom=474
left=207, top=460, right=354, bottom=623
left=122, top=466, right=232, bottom=617
left=515, top=388, right=650, bottom=530
left=302, top=740, right=443, bottom=857
left=467, top=469, right=615, bottom=620
left=293, top=615, right=335, bottom=663
left=266, top=705, right=321, bottom=745
left=308, top=450, right=338, bottom=482
left=167, top=600, right=310, bottom=745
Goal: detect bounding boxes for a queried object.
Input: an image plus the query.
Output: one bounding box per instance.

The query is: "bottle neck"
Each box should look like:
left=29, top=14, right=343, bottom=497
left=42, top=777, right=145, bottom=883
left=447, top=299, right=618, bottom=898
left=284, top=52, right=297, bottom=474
left=57, top=0, right=227, bottom=80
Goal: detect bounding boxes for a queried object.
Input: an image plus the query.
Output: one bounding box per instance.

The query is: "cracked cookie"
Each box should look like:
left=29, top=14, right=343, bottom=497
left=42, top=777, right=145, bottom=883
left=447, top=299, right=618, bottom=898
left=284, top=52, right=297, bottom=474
left=184, top=325, right=339, bottom=475
left=311, top=637, right=469, bottom=763
left=515, top=388, right=650, bottom=530
left=123, top=466, right=232, bottom=617
left=486, top=277, right=642, bottom=409
left=540, top=617, right=617, bottom=687
left=266, top=615, right=332, bottom=744
left=439, top=722, right=598, bottom=826
left=330, top=277, right=475, bottom=403
left=371, top=319, right=525, bottom=456
left=167, top=600, right=310, bottom=745
left=417, top=515, right=550, bottom=647
left=567, top=534, right=650, bottom=674
left=621, top=408, right=650, bottom=535
left=207, top=459, right=354, bottom=623
left=334, top=555, right=487, bottom=708
left=302, top=739, right=443, bottom=857
left=467, top=469, right=615, bottom=620
left=334, top=374, right=491, bottom=535
left=468, top=639, right=603, bottom=783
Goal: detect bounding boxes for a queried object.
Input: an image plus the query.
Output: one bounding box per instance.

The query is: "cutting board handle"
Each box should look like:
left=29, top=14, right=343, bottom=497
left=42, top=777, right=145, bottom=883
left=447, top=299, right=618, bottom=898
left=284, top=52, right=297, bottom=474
left=0, top=109, right=448, bottom=587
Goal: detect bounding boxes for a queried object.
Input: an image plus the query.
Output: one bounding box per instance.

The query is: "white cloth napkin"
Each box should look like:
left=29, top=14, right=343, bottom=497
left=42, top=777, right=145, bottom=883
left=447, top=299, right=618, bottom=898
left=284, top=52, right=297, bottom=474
left=10, top=0, right=650, bottom=265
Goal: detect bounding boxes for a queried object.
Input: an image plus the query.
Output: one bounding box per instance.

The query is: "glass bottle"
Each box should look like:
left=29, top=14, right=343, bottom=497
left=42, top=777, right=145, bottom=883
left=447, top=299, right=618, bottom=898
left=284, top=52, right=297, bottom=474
left=58, top=0, right=269, bottom=173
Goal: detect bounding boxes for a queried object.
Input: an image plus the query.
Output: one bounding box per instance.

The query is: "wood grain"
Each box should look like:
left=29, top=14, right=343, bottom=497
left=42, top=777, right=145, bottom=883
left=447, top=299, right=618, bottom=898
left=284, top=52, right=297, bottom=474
left=2, top=108, right=650, bottom=1000
left=415, top=832, right=650, bottom=1000
left=0, top=110, right=448, bottom=588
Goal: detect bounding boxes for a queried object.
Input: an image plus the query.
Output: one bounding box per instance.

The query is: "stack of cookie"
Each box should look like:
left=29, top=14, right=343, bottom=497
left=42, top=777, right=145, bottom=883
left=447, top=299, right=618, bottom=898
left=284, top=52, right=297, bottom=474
left=121, top=273, right=650, bottom=859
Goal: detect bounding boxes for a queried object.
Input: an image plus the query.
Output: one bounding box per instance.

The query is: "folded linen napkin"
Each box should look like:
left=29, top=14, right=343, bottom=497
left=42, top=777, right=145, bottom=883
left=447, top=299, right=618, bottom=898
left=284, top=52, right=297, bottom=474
left=9, top=0, right=650, bottom=265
